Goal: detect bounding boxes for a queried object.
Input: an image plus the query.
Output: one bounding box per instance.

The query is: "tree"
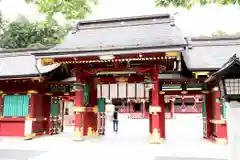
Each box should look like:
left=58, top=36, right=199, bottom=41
left=25, top=0, right=98, bottom=21
left=197, top=30, right=240, bottom=38
left=155, top=0, right=236, bottom=9
left=0, top=12, right=4, bottom=31
left=0, top=19, right=69, bottom=49
left=212, top=30, right=228, bottom=37
left=0, top=11, right=7, bottom=34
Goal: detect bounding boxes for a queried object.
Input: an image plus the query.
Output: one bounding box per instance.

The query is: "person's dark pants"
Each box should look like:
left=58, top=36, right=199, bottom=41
left=113, top=120, right=118, bottom=132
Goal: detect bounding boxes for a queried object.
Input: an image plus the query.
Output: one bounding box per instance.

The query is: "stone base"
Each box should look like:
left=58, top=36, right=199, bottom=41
left=24, top=136, right=33, bottom=140
left=214, top=137, right=228, bottom=144
left=24, top=133, right=36, bottom=140
left=149, top=137, right=165, bottom=144
left=73, top=137, right=85, bottom=142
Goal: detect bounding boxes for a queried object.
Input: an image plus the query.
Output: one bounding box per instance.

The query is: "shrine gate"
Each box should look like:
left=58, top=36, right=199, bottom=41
left=0, top=13, right=232, bottom=144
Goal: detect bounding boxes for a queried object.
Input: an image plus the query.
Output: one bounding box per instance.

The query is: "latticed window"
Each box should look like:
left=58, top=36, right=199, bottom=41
left=224, top=78, right=240, bottom=95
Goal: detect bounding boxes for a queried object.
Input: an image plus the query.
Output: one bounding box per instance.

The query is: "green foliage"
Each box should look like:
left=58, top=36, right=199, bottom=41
left=212, top=30, right=228, bottom=36
left=198, top=30, right=240, bottom=38
left=27, top=43, right=45, bottom=48
left=0, top=11, right=7, bottom=34
left=155, top=0, right=238, bottom=9
left=211, top=30, right=240, bottom=37
left=0, top=12, right=4, bottom=30
left=0, top=18, right=69, bottom=49
left=25, top=0, right=98, bottom=21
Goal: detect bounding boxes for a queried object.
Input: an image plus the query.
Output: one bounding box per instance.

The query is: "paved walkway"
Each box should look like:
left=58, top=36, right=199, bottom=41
left=0, top=114, right=228, bottom=160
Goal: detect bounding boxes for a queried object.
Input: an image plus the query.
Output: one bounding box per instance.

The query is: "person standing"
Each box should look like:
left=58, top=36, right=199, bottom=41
left=113, top=107, right=119, bottom=133
left=105, top=102, right=115, bottom=121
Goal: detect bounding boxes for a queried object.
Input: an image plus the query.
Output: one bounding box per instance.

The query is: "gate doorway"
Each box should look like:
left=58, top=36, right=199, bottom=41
left=164, top=94, right=204, bottom=143
left=96, top=81, right=150, bottom=140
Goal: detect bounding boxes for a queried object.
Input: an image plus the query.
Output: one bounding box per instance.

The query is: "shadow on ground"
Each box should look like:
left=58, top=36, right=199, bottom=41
left=0, top=149, right=47, bottom=160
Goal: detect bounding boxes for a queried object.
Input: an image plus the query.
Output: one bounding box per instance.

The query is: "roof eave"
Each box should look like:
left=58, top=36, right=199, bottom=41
left=0, top=65, right=61, bottom=80
left=188, top=68, right=219, bottom=72
left=0, top=74, right=41, bottom=80
left=205, top=55, right=240, bottom=83
left=33, top=45, right=186, bottom=59
left=204, top=75, right=216, bottom=83
left=77, top=13, right=172, bottom=26
left=191, top=35, right=240, bottom=42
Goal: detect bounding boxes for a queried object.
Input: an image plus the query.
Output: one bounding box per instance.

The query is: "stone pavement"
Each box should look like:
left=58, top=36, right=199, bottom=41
left=0, top=149, right=46, bottom=160
left=154, top=157, right=226, bottom=160
left=0, top=114, right=228, bottom=160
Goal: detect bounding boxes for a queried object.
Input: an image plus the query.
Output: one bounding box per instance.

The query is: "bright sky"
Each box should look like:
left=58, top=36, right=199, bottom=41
left=1, top=0, right=240, bottom=36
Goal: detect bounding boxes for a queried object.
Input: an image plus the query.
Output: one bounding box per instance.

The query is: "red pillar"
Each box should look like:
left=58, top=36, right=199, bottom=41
left=170, top=96, right=175, bottom=119
left=120, top=104, right=124, bottom=113
left=122, top=101, right=125, bottom=113
left=74, top=68, right=98, bottom=137
left=29, top=94, right=36, bottom=118
left=143, top=87, right=146, bottom=119
left=44, top=94, right=51, bottom=136
left=100, top=83, right=103, bottom=99
left=0, top=91, right=4, bottom=118
left=130, top=101, right=133, bottom=113
left=85, top=78, right=98, bottom=136
left=212, top=87, right=227, bottom=144
left=142, top=100, right=146, bottom=119
left=181, top=95, right=185, bottom=112
left=74, top=69, right=85, bottom=138
left=193, top=96, right=197, bottom=111
left=205, top=91, right=213, bottom=139
left=149, top=65, right=165, bottom=143
left=159, top=93, right=166, bottom=138
left=127, top=99, right=130, bottom=114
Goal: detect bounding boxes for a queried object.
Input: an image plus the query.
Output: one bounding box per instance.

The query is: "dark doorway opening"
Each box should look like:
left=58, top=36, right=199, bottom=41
left=133, top=103, right=141, bottom=112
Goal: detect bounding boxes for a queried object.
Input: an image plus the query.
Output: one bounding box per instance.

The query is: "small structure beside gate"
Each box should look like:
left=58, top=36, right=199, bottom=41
left=0, top=53, right=74, bottom=138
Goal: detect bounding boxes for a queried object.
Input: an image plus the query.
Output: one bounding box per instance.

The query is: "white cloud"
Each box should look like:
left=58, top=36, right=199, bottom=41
left=1, top=0, right=240, bottom=36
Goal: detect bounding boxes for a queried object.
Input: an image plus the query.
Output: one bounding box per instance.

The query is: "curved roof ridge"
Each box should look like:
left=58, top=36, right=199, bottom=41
left=192, top=43, right=240, bottom=47
left=191, top=35, right=240, bottom=41
left=77, top=13, right=172, bottom=25
left=188, top=36, right=240, bottom=47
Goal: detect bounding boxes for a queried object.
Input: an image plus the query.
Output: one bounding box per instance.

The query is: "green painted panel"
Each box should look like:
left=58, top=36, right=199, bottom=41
left=51, top=101, right=60, bottom=117
left=162, top=84, right=182, bottom=90
left=174, top=98, right=181, bottom=104
left=174, top=105, right=181, bottom=109
left=49, top=86, right=69, bottom=93
left=186, top=83, right=204, bottom=88
left=202, top=96, right=206, bottom=117
left=222, top=102, right=227, bottom=119
left=97, top=98, right=105, bottom=112
left=84, top=83, right=90, bottom=106
left=146, top=102, right=150, bottom=112
left=3, top=95, right=29, bottom=117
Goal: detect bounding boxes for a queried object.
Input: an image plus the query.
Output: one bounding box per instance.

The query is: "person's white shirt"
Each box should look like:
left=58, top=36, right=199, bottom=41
left=105, top=103, right=115, bottom=121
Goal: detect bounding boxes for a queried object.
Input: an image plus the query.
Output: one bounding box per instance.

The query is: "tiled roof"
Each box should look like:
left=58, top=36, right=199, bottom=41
left=182, top=36, right=240, bottom=70
left=0, top=55, right=59, bottom=77
left=52, top=14, right=186, bottom=52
